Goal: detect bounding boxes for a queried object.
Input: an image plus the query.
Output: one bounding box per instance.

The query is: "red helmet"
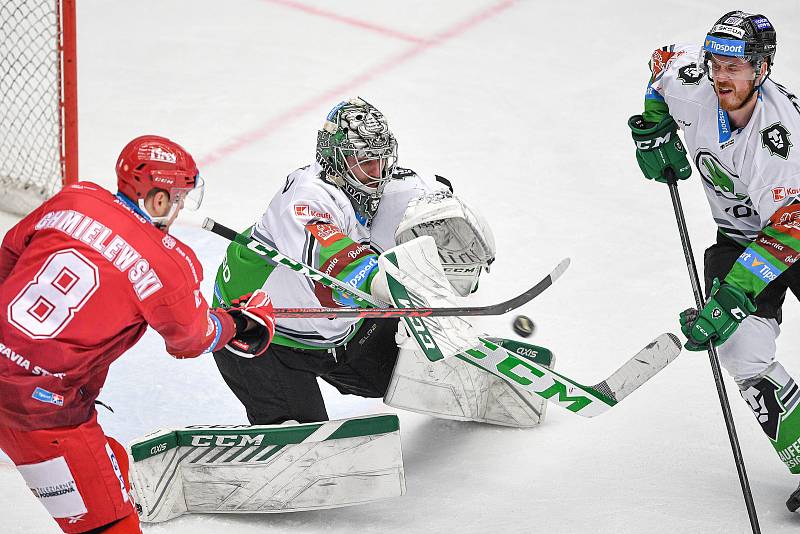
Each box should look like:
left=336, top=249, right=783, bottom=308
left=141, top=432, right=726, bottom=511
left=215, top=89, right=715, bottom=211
left=116, top=135, right=199, bottom=202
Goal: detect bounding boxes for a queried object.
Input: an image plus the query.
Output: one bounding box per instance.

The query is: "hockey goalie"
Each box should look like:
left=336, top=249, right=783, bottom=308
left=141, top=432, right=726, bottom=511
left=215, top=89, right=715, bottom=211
left=128, top=98, right=679, bottom=523
left=129, top=172, right=554, bottom=523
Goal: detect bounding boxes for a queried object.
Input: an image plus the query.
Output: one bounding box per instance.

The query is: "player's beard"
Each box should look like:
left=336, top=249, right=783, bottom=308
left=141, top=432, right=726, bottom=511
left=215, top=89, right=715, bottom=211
left=715, top=79, right=758, bottom=112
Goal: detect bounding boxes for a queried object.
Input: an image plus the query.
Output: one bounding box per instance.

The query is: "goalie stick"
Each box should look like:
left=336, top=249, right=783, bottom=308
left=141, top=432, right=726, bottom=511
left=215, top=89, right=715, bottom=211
left=203, top=219, right=679, bottom=415
left=202, top=218, right=569, bottom=318
left=459, top=333, right=682, bottom=417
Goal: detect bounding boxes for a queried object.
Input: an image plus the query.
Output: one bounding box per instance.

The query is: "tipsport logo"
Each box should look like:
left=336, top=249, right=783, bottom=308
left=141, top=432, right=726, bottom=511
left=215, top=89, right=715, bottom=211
left=703, top=35, right=746, bottom=57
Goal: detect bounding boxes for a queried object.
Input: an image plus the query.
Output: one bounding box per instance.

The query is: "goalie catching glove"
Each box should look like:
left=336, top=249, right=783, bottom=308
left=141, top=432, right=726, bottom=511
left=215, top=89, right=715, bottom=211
left=221, top=289, right=275, bottom=357
left=395, top=189, right=495, bottom=297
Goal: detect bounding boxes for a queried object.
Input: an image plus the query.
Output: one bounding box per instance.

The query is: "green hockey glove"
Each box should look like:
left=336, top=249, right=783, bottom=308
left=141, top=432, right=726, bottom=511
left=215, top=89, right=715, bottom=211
left=628, top=114, right=692, bottom=183
left=679, top=278, right=757, bottom=351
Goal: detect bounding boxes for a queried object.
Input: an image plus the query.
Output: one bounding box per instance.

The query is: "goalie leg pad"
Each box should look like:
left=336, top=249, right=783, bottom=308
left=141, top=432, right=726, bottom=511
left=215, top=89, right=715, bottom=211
left=128, top=414, right=405, bottom=523
left=384, top=335, right=554, bottom=428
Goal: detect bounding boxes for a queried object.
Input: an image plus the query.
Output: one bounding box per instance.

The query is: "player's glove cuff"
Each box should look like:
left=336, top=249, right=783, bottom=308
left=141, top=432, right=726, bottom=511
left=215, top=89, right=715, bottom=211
left=678, top=278, right=756, bottom=351
left=225, top=290, right=275, bottom=358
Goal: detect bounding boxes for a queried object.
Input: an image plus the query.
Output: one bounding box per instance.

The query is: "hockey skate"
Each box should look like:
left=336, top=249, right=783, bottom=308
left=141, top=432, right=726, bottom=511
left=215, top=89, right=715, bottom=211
left=787, top=480, right=800, bottom=512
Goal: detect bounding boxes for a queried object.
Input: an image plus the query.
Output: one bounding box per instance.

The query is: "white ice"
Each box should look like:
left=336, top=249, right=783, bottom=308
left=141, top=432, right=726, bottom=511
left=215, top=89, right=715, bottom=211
left=2, top=1, right=800, bottom=532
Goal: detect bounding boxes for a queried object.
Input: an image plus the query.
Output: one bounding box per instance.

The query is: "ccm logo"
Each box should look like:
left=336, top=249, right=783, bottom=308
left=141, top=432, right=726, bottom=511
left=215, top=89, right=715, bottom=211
left=636, top=132, right=672, bottom=150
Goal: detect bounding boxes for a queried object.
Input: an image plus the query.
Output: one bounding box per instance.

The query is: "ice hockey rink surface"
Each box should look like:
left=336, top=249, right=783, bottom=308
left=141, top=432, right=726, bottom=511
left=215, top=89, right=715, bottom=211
left=2, top=1, right=800, bottom=532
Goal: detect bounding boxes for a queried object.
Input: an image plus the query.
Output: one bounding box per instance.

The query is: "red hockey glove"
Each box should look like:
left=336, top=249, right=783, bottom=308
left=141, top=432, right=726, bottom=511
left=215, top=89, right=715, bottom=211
left=224, top=290, right=275, bottom=357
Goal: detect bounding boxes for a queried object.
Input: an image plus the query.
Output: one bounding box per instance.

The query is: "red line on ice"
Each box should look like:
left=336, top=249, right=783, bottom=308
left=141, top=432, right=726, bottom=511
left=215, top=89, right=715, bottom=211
left=259, top=0, right=428, bottom=44
left=198, top=0, right=517, bottom=167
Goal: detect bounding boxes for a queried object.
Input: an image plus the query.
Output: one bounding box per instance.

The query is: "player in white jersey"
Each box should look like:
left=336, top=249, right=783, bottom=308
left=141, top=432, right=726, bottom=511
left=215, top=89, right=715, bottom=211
left=210, top=98, right=543, bottom=429
left=628, top=11, right=800, bottom=511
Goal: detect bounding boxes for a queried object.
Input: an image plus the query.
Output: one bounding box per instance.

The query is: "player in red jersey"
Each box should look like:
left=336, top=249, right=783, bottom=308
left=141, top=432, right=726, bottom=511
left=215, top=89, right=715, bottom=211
left=0, top=135, right=275, bottom=533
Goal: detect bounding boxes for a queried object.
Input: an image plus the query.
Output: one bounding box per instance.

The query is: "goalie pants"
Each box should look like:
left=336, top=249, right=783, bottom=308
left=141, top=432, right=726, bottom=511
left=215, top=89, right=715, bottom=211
left=0, top=411, right=140, bottom=533
left=213, top=318, right=400, bottom=425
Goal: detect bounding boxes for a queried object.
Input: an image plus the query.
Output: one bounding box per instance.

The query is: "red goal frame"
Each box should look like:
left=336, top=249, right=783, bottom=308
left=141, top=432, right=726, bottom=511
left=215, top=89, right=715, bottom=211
left=60, top=0, right=78, bottom=186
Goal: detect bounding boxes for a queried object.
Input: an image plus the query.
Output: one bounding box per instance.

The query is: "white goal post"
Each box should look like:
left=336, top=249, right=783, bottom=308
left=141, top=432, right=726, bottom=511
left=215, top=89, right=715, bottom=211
left=0, top=0, right=78, bottom=216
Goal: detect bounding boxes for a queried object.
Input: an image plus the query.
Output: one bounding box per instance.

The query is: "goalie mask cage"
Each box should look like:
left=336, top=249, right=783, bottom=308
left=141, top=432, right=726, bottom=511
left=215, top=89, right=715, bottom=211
left=0, top=0, right=77, bottom=216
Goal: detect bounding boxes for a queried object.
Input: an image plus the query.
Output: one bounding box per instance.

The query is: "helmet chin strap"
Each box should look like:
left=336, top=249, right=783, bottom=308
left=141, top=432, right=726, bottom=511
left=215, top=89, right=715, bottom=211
left=739, top=61, right=770, bottom=108
left=139, top=198, right=181, bottom=231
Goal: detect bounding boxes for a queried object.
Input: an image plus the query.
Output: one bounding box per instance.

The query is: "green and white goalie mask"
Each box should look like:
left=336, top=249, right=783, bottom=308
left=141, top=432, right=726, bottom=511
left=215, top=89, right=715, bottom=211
left=316, top=97, right=398, bottom=225
left=395, top=190, right=495, bottom=296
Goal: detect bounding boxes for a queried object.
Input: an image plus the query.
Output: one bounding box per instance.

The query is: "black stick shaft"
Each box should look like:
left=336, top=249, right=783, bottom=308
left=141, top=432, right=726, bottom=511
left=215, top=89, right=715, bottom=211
left=667, top=179, right=761, bottom=534
left=202, top=218, right=568, bottom=318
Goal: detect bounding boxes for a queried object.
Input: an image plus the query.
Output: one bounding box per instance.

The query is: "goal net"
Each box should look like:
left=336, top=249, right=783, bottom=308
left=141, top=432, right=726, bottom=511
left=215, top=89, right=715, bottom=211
left=0, top=0, right=77, bottom=216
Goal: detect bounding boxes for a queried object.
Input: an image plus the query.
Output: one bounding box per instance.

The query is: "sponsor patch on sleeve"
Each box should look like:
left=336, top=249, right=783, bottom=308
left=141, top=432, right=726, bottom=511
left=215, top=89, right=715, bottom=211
left=735, top=250, right=781, bottom=284
left=771, top=187, right=800, bottom=202
left=294, top=204, right=333, bottom=221
left=307, top=223, right=346, bottom=246
left=32, top=387, right=64, bottom=406
left=649, top=47, right=683, bottom=82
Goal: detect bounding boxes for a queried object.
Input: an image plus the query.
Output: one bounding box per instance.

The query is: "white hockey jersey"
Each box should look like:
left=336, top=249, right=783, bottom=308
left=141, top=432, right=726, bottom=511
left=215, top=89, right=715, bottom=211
left=248, top=162, right=443, bottom=348
left=648, top=43, right=800, bottom=244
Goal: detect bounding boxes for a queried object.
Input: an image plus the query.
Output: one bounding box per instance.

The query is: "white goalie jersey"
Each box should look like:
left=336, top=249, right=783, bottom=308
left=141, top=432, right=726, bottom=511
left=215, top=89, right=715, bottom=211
left=249, top=164, right=494, bottom=347
left=648, top=43, right=800, bottom=244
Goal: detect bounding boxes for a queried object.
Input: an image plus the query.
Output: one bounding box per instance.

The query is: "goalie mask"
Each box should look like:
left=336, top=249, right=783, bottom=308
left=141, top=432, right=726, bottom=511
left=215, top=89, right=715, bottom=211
left=316, top=97, right=398, bottom=225
left=395, top=190, right=495, bottom=296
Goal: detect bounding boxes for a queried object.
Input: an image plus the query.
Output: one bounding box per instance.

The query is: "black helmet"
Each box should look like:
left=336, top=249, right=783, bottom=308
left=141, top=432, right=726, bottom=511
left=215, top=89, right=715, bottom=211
left=702, top=11, right=776, bottom=84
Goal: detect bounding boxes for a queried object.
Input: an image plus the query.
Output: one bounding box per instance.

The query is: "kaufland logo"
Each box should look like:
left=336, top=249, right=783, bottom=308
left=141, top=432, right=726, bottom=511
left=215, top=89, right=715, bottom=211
left=772, top=187, right=800, bottom=202
left=294, top=205, right=332, bottom=220
left=704, top=36, right=745, bottom=57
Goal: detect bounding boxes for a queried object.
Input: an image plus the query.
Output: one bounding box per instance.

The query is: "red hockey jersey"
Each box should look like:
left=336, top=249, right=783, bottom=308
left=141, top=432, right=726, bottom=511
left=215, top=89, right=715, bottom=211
left=0, top=182, right=235, bottom=430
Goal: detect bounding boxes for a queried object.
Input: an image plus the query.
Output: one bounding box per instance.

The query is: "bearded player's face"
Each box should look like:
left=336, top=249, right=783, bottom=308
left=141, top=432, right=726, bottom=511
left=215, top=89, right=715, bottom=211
left=710, top=55, right=760, bottom=112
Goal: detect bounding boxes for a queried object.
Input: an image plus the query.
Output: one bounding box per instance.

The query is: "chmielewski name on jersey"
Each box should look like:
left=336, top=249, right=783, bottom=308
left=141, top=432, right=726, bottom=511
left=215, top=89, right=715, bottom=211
left=35, top=210, right=163, bottom=300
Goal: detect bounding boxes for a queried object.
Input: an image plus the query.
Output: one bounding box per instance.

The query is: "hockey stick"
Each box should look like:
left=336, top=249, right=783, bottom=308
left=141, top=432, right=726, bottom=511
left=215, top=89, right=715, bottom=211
left=203, top=218, right=570, bottom=318
left=456, top=333, right=681, bottom=417
left=202, top=218, right=386, bottom=307
left=666, top=177, right=760, bottom=533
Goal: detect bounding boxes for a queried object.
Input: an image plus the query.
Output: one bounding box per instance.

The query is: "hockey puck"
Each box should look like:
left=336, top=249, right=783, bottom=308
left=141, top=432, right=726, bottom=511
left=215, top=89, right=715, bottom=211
left=512, top=315, right=535, bottom=338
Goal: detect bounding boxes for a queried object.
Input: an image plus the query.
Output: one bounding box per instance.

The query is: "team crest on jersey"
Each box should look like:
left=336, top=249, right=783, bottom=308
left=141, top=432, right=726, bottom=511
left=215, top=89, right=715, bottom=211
left=761, top=122, right=793, bottom=159
left=741, top=376, right=785, bottom=441
left=694, top=150, right=746, bottom=200
left=677, top=63, right=703, bottom=85
left=162, top=234, right=176, bottom=249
